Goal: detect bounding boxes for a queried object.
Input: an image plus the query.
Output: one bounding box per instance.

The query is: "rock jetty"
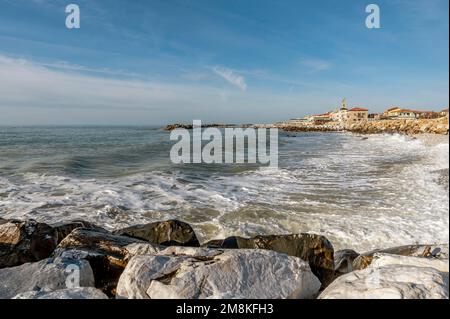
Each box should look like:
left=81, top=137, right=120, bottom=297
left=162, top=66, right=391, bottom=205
left=0, top=218, right=448, bottom=299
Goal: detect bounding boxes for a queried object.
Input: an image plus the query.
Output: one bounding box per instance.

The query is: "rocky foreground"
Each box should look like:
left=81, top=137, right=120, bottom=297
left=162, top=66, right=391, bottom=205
left=0, top=218, right=448, bottom=299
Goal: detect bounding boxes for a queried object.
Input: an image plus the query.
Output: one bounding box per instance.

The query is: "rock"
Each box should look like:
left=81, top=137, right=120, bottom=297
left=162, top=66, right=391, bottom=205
left=334, top=249, right=359, bottom=275
left=370, top=253, right=449, bottom=272
left=13, top=287, right=108, bottom=299
left=0, top=219, right=106, bottom=269
left=51, top=220, right=106, bottom=243
left=202, top=234, right=334, bottom=287
left=53, top=228, right=162, bottom=296
left=353, top=244, right=449, bottom=270
left=319, top=253, right=449, bottom=299
left=114, top=220, right=200, bottom=247
left=116, top=246, right=321, bottom=299
left=0, top=219, right=59, bottom=268
left=0, top=257, right=95, bottom=299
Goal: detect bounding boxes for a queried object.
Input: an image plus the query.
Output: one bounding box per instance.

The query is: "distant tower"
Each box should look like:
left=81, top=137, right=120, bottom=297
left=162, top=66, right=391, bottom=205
left=341, top=98, right=347, bottom=110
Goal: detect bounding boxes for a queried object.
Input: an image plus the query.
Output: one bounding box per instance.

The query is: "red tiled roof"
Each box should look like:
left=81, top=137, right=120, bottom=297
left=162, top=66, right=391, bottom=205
left=348, top=107, right=368, bottom=112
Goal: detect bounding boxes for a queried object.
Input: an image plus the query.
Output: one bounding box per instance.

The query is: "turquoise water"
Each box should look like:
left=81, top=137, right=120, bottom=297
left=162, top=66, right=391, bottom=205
left=0, top=126, right=448, bottom=251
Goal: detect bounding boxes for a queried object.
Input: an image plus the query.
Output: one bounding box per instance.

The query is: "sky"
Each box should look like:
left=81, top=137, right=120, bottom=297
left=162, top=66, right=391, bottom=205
left=0, top=0, right=448, bottom=125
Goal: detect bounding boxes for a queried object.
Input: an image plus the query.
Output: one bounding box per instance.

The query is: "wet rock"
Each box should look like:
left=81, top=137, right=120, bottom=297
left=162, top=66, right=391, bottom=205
left=51, top=220, right=106, bottom=243
left=0, top=257, right=95, bottom=299
left=334, top=249, right=359, bottom=275
left=53, top=228, right=162, bottom=296
left=203, top=234, right=334, bottom=287
left=116, top=246, right=321, bottom=299
left=114, top=220, right=200, bottom=247
left=0, top=219, right=59, bottom=268
left=319, top=253, right=449, bottom=299
left=13, top=287, right=108, bottom=299
left=352, top=244, right=449, bottom=270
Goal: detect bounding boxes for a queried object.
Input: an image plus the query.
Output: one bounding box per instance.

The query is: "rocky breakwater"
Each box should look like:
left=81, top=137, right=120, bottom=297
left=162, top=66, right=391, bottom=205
left=277, top=117, right=449, bottom=135
left=0, top=218, right=448, bottom=299
left=347, top=117, right=449, bottom=135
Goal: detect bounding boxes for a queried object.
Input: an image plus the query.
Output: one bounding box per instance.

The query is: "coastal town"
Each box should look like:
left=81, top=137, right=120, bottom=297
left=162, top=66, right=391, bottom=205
left=286, top=99, right=449, bottom=126
left=277, top=99, right=449, bottom=135
left=165, top=100, right=449, bottom=135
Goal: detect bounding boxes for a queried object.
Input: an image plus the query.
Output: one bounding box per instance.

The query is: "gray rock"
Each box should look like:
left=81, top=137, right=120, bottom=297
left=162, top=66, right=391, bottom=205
left=353, top=244, right=449, bottom=270
left=13, top=287, right=108, bottom=299
left=203, top=234, right=334, bottom=287
left=53, top=228, right=162, bottom=296
left=116, top=246, right=321, bottom=299
left=0, top=257, right=95, bottom=299
left=319, top=253, right=449, bottom=299
left=114, top=220, right=200, bottom=247
left=334, top=249, right=359, bottom=275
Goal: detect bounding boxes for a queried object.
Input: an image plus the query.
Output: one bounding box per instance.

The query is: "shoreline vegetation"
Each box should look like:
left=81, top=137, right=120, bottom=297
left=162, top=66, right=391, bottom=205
left=165, top=116, right=449, bottom=135
left=0, top=218, right=448, bottom=299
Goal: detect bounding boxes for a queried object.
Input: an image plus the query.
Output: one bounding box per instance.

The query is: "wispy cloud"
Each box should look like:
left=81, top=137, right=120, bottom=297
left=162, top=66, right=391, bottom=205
left=299, top=57, right=332, bottom=72
left=213, top=66, right=247, bottom=91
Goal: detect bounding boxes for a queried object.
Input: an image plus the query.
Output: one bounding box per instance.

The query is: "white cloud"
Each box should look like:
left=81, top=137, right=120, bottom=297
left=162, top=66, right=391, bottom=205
left=213, top=66, right=247, bottom=91
left=299, top=57, right=332, bottom=72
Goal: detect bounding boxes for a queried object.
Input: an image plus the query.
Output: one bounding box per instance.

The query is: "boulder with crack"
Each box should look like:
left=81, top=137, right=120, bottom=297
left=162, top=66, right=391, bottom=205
left=116, top=246, right=321, bottom=299
left=203, top=234, right=334, bottom=287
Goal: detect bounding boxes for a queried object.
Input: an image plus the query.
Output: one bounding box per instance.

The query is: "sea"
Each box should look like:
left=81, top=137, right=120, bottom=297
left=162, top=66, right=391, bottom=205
left=0, top=126, right=448, bottom=252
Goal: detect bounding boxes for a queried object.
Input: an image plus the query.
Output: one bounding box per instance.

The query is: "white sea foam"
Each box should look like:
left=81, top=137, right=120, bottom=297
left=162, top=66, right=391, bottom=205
left=0, top=133, right=448, bottom=252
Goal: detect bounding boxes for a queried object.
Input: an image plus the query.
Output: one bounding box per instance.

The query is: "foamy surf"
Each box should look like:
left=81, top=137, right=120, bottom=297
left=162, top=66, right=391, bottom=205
left=0, top=127, right=448, bottom=252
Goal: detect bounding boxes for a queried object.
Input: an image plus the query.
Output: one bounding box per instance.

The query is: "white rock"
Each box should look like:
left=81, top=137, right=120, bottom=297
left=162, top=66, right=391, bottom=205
left=319, top=254, right=449, bottom=299
left=116, top=247, right=321, bottom=299
left=13, top=287, right=108, bottom=299
left=0, top=257, right=95, bottom=299
left=371, top=253, right=449, bottom=272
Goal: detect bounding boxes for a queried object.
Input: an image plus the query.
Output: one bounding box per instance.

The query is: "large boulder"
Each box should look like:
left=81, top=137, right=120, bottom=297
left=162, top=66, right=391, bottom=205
left=0, top=219, right=59, bottom=268
left=203, top=234, right=334, bottom=287
left=53, top=228, right=162, bottom=296
left=13, top=287, right=108, bottom=299
left=0, top=219, right=105, bottom=269
left=114, top=220, right=200, bottom=247
left=0, top=257, right=95, bottom=299
left=319, top=253, right=449, bottom=299
left=116, top=246, right=321, bottom=299
left=353, top=244, right=448, bottom=270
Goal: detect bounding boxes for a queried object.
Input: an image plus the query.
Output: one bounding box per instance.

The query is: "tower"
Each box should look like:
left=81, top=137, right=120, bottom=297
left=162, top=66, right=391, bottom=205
left=341, top=98, right=347, bottom=110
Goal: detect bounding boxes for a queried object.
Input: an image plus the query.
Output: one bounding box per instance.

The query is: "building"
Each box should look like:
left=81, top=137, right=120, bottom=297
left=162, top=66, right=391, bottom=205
left=384, top=107, right=423, bottom=119
left=308, top=113, right=333, bottom=125
left=329, top=99, right=349, bottom=123
left=347, top=107, right=369, bottom=122
left=329, top=99, right=369, bottom=123
left=440, top=108, right=449, bottom=118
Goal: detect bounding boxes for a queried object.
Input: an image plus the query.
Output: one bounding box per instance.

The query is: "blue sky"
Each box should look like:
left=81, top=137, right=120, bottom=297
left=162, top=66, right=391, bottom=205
left=0, top=0, right=448, bottom=125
